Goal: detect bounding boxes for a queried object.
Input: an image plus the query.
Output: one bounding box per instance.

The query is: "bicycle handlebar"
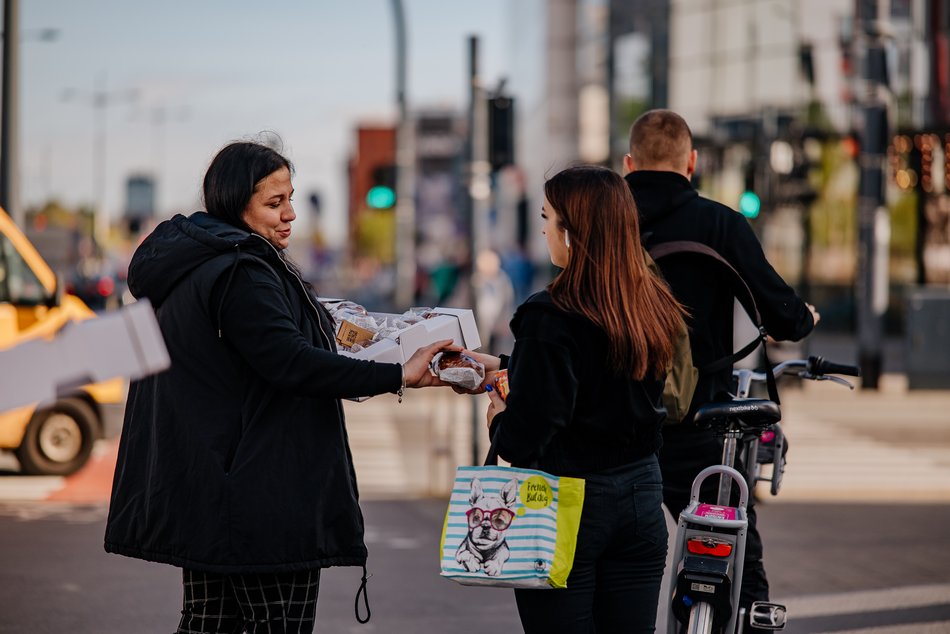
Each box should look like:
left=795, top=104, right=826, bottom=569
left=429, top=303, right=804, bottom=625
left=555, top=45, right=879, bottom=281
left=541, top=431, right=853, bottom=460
left=808, top=355, right=861, bottom=377
left=735, top=355, right=861, bottom=385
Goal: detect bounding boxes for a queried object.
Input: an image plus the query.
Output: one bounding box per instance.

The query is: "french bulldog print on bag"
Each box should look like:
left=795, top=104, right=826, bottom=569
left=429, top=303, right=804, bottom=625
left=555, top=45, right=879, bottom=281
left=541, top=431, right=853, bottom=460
left=455, top=477, right=518, bottom=576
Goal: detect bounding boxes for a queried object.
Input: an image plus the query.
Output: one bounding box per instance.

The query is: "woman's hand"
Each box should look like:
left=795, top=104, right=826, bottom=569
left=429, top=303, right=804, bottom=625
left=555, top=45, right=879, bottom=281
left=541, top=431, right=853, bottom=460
left=485, top=384, right=506, bottom=429
left=452, top=369, right=501, bottom=395
left=403, top=339, right=460, bottom=388
left=464, top=350, right=502, bottom=373
left=449, top=351, right=502, bottom=395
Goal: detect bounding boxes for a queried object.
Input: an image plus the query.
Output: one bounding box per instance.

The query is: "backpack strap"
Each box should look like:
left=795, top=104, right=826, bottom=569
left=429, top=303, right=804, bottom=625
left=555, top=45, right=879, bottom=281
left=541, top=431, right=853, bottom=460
left=648, top=240, right=780, bottom=405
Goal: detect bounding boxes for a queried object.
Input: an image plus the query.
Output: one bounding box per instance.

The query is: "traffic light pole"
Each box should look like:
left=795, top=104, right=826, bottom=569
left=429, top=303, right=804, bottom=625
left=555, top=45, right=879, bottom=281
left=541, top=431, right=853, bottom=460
left=391, top=0, right=416, bottom=309
left=855, top=1, right=890, bottom=389
left=463, top=36, right=493, bottom=466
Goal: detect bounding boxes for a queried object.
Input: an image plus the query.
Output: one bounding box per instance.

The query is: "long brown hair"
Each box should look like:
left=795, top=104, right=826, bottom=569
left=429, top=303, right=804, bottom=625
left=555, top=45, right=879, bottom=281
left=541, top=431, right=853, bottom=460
left=545, top=165, right=686, bottom=380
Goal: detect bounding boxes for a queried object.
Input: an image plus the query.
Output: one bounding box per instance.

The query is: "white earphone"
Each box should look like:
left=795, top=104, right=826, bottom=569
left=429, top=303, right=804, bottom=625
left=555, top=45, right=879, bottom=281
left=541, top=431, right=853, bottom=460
left=564, top=231, right=571, bottom=248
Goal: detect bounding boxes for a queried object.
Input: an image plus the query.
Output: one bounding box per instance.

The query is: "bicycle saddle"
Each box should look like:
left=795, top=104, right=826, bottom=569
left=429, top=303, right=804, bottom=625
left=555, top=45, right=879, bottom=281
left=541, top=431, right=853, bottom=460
left=692, top=399, right=781, bottom=429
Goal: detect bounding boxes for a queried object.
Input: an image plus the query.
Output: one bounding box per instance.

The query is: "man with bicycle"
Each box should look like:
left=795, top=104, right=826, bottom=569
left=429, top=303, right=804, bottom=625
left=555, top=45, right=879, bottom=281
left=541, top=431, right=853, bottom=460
left=623, top=109, right=820, bottom=631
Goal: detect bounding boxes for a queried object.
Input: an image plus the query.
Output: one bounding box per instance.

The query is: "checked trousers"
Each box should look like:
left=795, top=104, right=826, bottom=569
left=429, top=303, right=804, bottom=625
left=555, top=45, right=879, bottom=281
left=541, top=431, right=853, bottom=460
left=177, top=568, right=320, bottom=634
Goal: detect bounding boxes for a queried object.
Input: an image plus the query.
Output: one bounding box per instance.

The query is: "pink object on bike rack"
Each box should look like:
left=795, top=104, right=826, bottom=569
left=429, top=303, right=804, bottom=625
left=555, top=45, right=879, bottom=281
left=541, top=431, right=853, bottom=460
left=695, top=504, right=738, bottom=520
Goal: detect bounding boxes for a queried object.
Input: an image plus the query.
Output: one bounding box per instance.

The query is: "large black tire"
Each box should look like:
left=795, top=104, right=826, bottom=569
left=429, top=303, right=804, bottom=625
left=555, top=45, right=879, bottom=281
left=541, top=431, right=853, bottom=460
left=15, top=398, right=98, bottom=476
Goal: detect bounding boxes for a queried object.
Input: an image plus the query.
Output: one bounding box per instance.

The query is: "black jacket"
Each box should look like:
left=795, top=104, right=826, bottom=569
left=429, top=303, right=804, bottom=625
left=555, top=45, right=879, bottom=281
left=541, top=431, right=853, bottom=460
left=625, top=170, right=815, bottom=418
left=489, top=290, right=666, bottom=476
left=104, top=212, right=401, bottom=573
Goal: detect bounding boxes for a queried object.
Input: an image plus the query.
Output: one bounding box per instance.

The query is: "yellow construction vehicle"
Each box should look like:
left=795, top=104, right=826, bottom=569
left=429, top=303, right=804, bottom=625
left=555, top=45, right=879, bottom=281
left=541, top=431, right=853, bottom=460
left=0, top=207, right=125, bottom=475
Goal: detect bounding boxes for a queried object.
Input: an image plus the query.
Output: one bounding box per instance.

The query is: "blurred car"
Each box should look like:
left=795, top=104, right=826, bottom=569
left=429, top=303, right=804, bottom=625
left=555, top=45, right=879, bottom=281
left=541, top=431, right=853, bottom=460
left=65, top=258, right=129, bottom=312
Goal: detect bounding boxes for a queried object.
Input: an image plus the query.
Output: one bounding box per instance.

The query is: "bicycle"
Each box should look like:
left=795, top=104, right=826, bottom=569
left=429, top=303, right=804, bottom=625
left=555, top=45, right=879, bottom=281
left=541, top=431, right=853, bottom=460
left=666, top=355, right=860, bottom=634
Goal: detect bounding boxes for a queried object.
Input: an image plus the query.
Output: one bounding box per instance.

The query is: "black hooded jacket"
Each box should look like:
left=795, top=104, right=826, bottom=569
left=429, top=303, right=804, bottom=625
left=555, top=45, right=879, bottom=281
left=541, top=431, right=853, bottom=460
left=104, top=212, right=401, bottom=573
left=625, top=170, right=815, bottom=420
left=489, top=290, right=666, bottom=476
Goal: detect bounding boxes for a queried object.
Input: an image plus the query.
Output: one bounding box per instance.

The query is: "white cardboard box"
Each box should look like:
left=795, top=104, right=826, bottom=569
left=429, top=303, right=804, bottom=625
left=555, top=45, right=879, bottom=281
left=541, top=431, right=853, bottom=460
left=320, top=303, right=481, bottom=402
left=334, top=306, right=481, bottom=364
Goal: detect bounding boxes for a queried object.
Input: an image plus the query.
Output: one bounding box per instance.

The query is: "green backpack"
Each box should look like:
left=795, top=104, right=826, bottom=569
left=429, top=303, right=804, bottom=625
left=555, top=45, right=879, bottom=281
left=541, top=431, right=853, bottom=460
left=645, top=241, right=780, bottom=425
left=644, top=249, right=697, bottom=424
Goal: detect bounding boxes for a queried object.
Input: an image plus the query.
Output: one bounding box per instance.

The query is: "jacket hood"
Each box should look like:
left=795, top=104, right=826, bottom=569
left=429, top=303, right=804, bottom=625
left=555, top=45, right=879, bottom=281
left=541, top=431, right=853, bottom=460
left=128, top=212, right=268, bottom=307
left=624, top=171, right=698, bottom=228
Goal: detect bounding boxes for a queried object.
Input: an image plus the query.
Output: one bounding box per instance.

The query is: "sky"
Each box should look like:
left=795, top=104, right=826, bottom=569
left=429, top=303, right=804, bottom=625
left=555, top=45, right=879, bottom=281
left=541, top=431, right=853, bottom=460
left=20, top=0, right=511, bottom=246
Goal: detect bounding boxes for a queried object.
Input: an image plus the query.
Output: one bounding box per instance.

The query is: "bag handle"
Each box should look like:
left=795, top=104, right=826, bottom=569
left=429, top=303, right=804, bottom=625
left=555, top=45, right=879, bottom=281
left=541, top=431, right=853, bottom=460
left=485, top=427, right=501, bottom=467
left=648, top=240, right=780, bottom=405
left=484, top=420, right=542, bottom=469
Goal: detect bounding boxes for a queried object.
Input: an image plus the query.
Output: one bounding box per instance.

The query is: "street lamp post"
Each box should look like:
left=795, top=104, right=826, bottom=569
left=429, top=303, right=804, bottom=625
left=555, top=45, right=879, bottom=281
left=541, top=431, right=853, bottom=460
left=1, top=0, right=59, bottom=228
left=1, top=0, right=21, bottom=224
left=141, top=104, right=190, bottom=218
left=62, top=75, right=137, bottom=244
left=463, top=35, right=492, bottom=466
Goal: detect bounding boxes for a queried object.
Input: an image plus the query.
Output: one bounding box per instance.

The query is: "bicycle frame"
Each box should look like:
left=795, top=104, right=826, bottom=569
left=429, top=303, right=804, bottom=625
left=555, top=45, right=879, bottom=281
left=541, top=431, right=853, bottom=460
left=667, top=357, right=856, bottom=634
left=669, top=465, right=750, bottom=634
left=733, top=366, right=781, bottom=502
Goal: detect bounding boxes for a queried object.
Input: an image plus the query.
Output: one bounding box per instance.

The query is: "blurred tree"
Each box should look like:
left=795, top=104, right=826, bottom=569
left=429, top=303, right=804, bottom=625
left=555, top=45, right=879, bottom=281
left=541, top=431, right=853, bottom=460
left=617, top=97, right=649, bottom=142
left=809, top=139, right=859, bottom=284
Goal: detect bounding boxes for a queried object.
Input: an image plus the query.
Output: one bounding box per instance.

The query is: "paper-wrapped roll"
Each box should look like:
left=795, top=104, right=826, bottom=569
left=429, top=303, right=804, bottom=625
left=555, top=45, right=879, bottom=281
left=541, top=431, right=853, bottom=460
left=430, top=352, right=485, bottom=390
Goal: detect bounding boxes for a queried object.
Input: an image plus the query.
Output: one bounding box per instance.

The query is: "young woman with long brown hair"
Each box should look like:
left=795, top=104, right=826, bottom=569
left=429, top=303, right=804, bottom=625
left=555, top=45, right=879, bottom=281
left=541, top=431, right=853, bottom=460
left=467, top=164, right=686, bottom=633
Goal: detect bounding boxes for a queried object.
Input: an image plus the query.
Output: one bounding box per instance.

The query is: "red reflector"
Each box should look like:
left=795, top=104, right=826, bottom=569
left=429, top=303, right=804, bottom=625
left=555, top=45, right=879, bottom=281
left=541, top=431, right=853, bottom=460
left=97, top=276, right=115, bottom=297
left=687, top=539, right=733, bottom=557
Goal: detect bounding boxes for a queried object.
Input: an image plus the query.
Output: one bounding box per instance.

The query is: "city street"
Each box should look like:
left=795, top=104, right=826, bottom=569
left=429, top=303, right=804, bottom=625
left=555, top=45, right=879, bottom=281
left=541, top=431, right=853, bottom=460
left=1, top=373, right=949, bottom=633
left=5, top=1, right=950, bottom=632
left=0, top=498, right=948, bottom=633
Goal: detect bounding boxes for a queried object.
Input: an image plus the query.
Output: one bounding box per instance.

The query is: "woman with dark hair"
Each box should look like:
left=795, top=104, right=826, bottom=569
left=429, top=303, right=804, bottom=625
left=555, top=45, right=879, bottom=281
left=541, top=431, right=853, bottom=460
left=467, top=165, right=686, bottom=633
left=104, top=140, right=454, bottom=634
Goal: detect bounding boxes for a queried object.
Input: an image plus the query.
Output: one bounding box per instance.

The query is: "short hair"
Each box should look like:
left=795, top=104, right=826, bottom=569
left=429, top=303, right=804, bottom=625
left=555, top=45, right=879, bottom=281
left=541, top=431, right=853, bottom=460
left=202, top=139, right=293, bottom=232
left=628, top=109, right=693, bottom=171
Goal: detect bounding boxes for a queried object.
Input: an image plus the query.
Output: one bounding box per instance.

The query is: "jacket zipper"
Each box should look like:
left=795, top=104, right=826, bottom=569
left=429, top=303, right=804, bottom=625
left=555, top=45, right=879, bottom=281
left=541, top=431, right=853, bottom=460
left=251, top=238, right=368, bottom=566
left=249, top=235, right=334, bottom=351
left=248, top=236, right=348, bottom=423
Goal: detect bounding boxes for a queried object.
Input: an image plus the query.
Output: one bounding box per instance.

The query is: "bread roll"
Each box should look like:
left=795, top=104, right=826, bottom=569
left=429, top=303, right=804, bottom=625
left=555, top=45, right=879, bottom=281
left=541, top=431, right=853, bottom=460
left=430, top=352, right=485, bottom=390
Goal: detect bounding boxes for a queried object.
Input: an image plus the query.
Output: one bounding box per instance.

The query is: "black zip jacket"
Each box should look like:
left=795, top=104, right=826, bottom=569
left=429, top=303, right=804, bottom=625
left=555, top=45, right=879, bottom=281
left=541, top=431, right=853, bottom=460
left=104, top=212, right=401, bottom=573
left=625, top=170, right=815, bottom=420
left=489, top=290, right=666, bottom=476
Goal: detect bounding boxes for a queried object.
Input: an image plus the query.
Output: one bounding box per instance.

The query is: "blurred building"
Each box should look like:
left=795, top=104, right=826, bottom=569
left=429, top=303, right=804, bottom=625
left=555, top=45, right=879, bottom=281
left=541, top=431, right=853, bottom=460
left=346, top=114, right=469, bottom=306
left=503, top=0, right=949, bottom=331
left=347, top=126, right=397, bottom=264
left=506, top=0, right=584, bottom=272
left=909, top=1, right=950, bottom=287
left=413, top=110, right=468, bottom=304
left=607, top=0, right=671, bottom=157
left=414, top=111, right=466, bottom=242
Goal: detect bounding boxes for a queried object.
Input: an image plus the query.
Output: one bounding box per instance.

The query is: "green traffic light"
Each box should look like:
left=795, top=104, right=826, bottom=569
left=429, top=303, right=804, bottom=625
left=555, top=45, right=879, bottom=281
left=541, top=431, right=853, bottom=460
left=366, top=186, right=396, bottom=209
left=738, top=191, right=761, bottom=218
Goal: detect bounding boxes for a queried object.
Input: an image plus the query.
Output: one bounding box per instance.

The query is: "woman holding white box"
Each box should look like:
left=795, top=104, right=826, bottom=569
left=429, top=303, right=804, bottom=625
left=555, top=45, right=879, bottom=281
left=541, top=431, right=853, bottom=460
left=105, top=138, right=454, bottom=634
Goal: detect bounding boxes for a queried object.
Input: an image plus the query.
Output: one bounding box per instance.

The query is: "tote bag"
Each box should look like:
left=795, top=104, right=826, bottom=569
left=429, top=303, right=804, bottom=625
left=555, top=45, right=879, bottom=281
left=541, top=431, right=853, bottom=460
left=439, top=463, right=585, bottom=589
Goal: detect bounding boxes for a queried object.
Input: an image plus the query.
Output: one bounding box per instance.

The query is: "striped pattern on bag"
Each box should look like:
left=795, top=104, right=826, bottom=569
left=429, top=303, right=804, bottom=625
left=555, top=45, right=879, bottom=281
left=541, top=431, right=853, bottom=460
left=439, top=465, right=585, bottom=589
